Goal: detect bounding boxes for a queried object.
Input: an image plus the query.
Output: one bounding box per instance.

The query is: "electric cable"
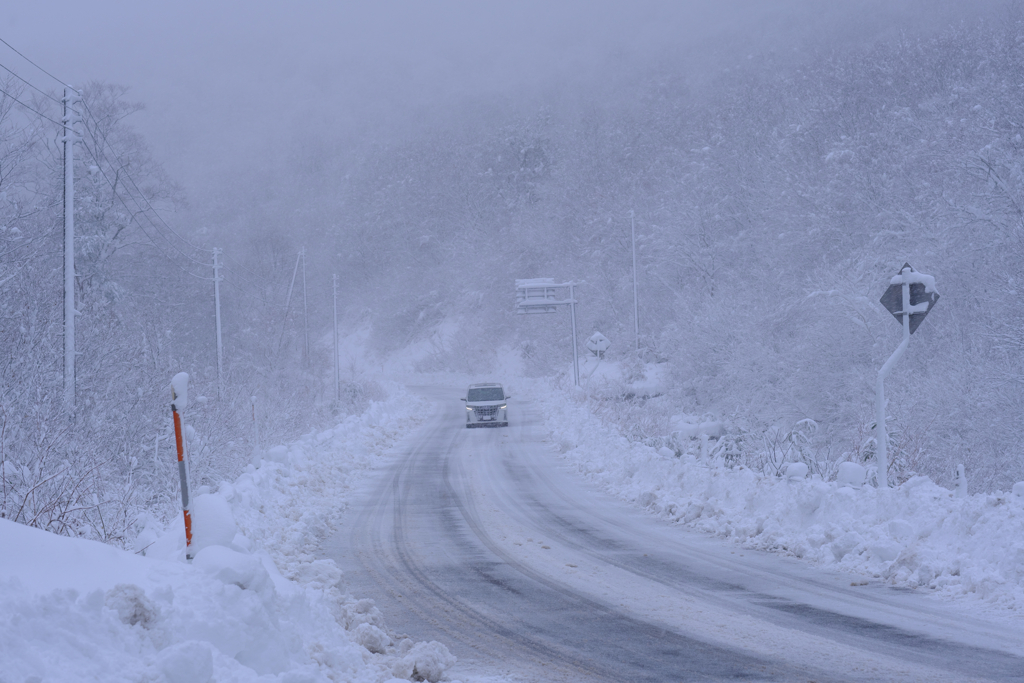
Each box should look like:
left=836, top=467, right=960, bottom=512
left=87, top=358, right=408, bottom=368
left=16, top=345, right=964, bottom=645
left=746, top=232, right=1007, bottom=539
left=0, top=36, right=66, bottom=88
left=0, top=83, right=62, bottom=126
left=81, top=98, right=210, bottom=256
left=219, top=265, right=261, bottom=293
left=77, top=137, right=214, bottom=281
left=78, top=97, right=212, bottom=263
left=0, top=37, right=269, bottom=298
left=0, top=61, right=61, bottom=104
left=221, top=252, right=266, bottom=284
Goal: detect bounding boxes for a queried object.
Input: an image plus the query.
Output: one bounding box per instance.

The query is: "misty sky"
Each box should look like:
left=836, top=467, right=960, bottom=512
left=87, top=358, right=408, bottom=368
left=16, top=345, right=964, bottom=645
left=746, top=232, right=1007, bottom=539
left=1, top=1, right=984, bottom=200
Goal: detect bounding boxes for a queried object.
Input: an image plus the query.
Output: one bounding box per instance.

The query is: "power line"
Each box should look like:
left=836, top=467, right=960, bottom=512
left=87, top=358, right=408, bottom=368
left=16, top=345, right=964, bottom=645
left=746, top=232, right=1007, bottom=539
left=219, top=265, right=264, bottom=297
left=0, top=37, right=216, bottom=272
left=91, top=161, right=214, bottom=280
left=0, top=36, right=66, bottom=87
left=75, top=102, right=213, bottom=269
left=75, top=133, right=214, bottom=281
left=0, top=60, right=61, bottom=104
left=0, top=37, right=269, bottom=301
left=0, top=83, right=62, bottom=126
left=221, top=252, right=265, bottom=284
left=79, top=96, right=213, bottom=261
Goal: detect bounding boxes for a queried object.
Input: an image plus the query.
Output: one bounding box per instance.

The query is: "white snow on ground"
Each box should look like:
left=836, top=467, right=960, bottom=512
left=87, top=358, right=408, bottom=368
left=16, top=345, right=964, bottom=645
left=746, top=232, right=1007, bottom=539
left=0, top=384, right=460, bottom=683
left=523, top=376, right=1024, bottom=614
left=6, top=363, right=1024, bottom=682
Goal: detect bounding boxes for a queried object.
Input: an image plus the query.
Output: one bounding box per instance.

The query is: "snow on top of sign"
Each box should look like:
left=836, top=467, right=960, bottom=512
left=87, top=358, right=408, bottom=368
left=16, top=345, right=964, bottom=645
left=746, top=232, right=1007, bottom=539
left=907, top=301, right=932, bottom=314
left=890, top=269, right=938, bottom=294
left=515, top=278, right=556, bottom=287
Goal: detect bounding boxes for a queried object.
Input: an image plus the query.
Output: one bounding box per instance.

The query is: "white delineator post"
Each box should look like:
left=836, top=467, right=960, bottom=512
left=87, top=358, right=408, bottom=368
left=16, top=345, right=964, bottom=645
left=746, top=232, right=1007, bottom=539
left=955, top=464, right=968, bottom=499
left=63, top=86, right=81, bottom=414
left=170, top=373, right=194, bottom=560
left=876, top=275, right=910, bottom=488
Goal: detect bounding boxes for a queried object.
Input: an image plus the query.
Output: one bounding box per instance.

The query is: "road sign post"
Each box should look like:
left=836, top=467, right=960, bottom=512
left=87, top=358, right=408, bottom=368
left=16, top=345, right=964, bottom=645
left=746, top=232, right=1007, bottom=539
left=875, top=263, right=939, bottom=488
left=515, top=279, right=581, bottom=386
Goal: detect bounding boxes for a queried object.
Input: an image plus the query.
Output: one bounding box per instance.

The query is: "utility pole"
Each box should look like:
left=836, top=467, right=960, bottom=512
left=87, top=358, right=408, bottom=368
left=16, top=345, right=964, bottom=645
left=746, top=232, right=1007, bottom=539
left=631, top=210, right=639, bottom=356
left=278, top=250, right=302, bottom=356
left=301, top=247, right=309, bottom=366
left=62, top=86, right=81, bottom=415
left=212, top=247, right=224, bottom=398
left=333, top=274, right=340, bottom=402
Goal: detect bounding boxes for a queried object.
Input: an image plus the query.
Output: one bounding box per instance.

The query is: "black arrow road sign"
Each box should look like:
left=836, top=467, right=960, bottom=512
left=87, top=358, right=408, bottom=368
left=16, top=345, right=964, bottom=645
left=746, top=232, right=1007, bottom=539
left=879, top=262, right=939, bottom=334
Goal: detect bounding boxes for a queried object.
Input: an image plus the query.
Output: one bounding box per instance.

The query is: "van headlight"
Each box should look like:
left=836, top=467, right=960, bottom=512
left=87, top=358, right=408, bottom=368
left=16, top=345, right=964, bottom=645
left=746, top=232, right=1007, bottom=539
left=500, top=404, right=506, bottom=409
left=466, top=406, right=473, bottom=411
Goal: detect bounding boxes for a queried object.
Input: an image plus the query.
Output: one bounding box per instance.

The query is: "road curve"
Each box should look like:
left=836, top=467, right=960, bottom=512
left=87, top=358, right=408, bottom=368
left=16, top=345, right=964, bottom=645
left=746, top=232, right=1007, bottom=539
left=324, top=386, right=1024, bottom=682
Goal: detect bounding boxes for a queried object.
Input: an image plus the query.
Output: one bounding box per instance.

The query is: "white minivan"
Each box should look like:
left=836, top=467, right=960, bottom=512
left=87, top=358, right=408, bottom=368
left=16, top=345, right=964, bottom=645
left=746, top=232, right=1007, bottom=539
left=461, top=383, right=509, bottom=428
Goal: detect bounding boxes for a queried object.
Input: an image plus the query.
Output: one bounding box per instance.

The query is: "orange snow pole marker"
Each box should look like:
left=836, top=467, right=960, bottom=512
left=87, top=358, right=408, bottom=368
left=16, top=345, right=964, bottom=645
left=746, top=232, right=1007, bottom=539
left=171, top=375, right=194, bottom=560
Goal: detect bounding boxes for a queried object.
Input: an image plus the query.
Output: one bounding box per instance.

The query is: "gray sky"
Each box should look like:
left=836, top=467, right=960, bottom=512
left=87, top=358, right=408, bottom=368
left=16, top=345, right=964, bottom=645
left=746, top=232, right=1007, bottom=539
left=0, top=1, right=982, bottom=199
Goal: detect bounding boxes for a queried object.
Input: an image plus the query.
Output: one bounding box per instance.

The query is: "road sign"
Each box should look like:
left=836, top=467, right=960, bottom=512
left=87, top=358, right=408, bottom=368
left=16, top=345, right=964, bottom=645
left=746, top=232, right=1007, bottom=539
left=879, top=263, right=939, bottom=334
left=515, top=278, right=561, bottom=314
left=586, top=332, right=610, bottom=355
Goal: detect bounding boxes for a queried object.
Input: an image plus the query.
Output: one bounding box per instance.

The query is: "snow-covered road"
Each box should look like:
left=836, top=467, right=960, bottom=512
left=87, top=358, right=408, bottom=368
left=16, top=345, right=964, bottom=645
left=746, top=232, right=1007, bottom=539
left=326, top=387, right=1024, bottom=682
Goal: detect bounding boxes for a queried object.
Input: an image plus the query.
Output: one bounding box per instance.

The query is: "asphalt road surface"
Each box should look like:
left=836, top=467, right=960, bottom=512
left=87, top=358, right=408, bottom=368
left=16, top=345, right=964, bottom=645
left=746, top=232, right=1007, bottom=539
left=324, top=387, right=1024, bottom=682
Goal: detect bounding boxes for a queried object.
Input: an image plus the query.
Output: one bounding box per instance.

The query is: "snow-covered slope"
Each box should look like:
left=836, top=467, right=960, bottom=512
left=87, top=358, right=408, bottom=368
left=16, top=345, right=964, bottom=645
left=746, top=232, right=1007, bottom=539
left=0, top=386, right=459, bottom=683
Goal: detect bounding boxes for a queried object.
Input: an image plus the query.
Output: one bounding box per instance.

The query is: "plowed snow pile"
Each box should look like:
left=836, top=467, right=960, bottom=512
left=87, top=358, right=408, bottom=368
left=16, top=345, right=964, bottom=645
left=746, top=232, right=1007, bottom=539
left=530, top=380, right=1024, bottom=613
left=0, top=386, right=460, bottom=683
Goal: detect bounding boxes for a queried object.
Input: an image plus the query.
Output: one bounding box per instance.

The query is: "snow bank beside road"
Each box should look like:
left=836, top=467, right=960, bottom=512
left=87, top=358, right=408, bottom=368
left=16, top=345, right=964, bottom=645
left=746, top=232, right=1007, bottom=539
left=529, top=380, right=1024, bottom=613
left=0, top=386, right=460, bottom=683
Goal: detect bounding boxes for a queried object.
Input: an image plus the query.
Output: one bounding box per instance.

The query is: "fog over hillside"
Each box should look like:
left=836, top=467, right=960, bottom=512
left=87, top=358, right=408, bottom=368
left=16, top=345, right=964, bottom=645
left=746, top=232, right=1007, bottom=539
left=2, top=0, right=1022, bottom=546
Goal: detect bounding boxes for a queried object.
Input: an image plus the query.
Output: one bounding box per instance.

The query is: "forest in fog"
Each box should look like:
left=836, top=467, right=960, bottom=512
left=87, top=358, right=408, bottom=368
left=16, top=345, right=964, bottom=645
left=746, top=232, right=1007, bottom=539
left=3, top=10, right=1024, bottom=545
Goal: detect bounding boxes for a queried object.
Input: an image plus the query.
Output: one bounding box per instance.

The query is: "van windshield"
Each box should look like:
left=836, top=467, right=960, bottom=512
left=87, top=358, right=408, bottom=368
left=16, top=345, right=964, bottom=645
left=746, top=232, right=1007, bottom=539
left=467, top=387, right=504, bottom=402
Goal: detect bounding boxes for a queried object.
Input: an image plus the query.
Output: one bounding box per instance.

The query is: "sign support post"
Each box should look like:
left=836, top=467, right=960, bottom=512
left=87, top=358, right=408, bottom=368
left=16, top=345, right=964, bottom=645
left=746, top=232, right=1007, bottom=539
left=875, top=263, right=939, bottom=488
left=515, top=279, right=581, bottom=386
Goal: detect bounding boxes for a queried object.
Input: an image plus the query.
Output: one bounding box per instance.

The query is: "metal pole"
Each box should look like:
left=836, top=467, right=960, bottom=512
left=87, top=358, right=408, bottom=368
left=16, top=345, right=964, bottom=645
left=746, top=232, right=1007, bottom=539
left=631, top=210, right=639, bottom=356
left=212, top=248, right=224, bottom=398
left=333, top=274, right=340, bottom=402
left=301, top=247, right=309, bottom=366
left=277, top=251, right=302, bottom=355
left=62, top=86, right=80, bottom=415
left=569, top=282, right=580, bottom=387
left=875, top=273, right=911, bottom=489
